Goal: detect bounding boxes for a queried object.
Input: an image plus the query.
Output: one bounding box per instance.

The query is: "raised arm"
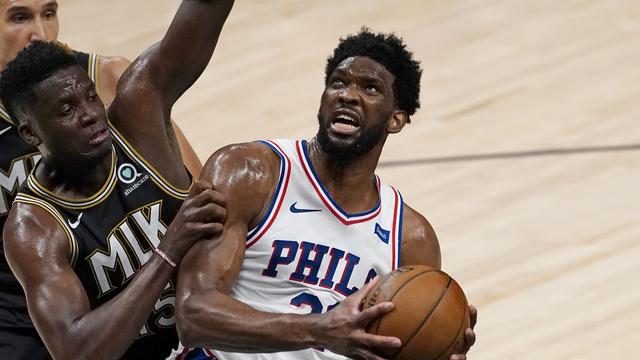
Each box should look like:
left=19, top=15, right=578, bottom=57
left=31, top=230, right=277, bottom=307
left=176, top=143, right=400, bottom=359
left=137, top=0, right=235, bottom=105
left=107, top=0, right=233, bottom=186
left=3, top=183, right=224, bottom=360
left=97, top=54, right=203, bottom=177
left=112, top=0, right=234, bottom=111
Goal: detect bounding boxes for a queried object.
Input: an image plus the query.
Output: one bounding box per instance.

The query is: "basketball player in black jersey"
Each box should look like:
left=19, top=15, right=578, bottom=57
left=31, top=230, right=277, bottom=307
left=0, top=1, right=203, bottom=358
left=0, top=0, right=233, bottom=358
left=0, top=48, right=97, bottom=360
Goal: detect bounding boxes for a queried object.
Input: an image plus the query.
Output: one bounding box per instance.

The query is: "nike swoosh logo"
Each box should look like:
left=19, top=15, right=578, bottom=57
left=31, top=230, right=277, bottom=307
left=290, top=202, right=322, bottom=214
left=67, top=212, right=83, bottom=229
left=0, top=126, right=11, bottom=136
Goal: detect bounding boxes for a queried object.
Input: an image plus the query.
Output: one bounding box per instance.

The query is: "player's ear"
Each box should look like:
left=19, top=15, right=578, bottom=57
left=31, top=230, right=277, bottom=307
left=387, top=110, right=408, bottom=134
left=18, top=118, right=41, bottom=147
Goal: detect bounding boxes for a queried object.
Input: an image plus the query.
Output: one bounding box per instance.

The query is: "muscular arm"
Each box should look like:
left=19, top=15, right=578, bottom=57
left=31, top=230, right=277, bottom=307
left=398, top=204, right=442, bottom=269
left=176, top=143, right=319, bottom=351
left=97, top=55, right=203, bottom=178
left=3, top=204, right=177, bottom=360
left=107, top=0, right=233, bottom=187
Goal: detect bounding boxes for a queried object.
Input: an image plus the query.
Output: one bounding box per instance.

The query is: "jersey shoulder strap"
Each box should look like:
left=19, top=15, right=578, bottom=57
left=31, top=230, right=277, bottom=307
left=72, top=50, right=100, bottom=85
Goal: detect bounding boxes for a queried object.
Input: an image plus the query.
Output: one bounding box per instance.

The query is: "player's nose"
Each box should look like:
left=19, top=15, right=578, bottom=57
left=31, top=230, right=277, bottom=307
left=338, top=84, right=359, bottom=105
left=79, top=104, right=102, bottom=127
left=29, top=20, right=47, bottom=42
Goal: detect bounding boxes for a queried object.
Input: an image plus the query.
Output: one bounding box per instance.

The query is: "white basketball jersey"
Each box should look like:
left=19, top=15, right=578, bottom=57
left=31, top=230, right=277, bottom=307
left=173, top=139, right=404, bottom=360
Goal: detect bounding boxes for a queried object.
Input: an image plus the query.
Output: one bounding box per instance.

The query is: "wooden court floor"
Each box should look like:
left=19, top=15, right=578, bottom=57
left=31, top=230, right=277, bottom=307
left=61, top=1, right=640, bottom=359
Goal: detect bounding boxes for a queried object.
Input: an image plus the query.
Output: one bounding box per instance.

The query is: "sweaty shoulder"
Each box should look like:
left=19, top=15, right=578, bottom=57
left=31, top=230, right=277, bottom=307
left=3, top=202, right=72, bottom=282
left=201, top=142, right=282, bottom=228
left=399, top=203, right=442, bottom=269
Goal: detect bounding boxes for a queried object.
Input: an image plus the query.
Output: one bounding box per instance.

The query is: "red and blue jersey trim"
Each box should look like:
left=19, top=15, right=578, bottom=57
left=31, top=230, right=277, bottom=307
left=246, top=140, right=292, bottom=248
left=390, top=187, right=404, bottom=270
left=296, top=140, right=381, bottom=225
left=173, top=346, right=219, bottom=360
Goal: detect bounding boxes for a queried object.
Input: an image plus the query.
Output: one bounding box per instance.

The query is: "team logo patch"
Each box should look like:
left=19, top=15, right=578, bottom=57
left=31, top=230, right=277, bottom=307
left=117, top=163, right=142, bottom=184
left=374, top=223, right=390, bottom=244
left=118, top=163, right=149, bottom=196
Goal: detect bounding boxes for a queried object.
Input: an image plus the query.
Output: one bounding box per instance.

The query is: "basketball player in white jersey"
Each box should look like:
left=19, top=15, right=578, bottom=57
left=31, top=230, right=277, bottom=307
left=175, top=29, right=477, bottom=360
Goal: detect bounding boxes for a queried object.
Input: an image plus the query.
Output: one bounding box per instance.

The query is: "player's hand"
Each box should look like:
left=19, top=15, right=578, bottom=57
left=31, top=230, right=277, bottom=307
left=160, top=180, right=226, bottom=262
left=316, top=280, right=401, bottom=360
left=449, top=304, right=478, bottom=360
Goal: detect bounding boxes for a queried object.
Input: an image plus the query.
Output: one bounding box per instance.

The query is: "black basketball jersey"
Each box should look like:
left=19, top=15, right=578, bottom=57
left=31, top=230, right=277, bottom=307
left=0, top=51, right=101, bottom=332
left=14, top=124, right=189, bottom=359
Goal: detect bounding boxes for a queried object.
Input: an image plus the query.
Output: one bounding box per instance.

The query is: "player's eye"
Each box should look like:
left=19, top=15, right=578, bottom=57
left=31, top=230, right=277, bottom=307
left=364, top=85, right=379, bottom=93
left=43, top=10, right=57, bottom=20
left=59, top=104, right=74, bottom=117
left=331, top=78, right=345, bottom=87
left=10, top=13, right=29, bottom=24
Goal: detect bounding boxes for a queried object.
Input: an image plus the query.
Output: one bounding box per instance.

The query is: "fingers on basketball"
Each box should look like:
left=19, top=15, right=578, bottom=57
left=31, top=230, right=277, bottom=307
left=361, top=265, right=471, bottom=360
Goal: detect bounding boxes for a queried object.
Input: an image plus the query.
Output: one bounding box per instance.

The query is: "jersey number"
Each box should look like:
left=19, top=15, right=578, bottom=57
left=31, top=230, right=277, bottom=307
left=289, top=293, right=340, bottom=352
left=290, top=292, right=340, bottom=313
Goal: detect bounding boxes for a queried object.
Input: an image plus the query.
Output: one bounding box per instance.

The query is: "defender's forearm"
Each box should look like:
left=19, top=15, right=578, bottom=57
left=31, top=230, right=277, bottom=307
left=53, top=255, right=175, bottom=360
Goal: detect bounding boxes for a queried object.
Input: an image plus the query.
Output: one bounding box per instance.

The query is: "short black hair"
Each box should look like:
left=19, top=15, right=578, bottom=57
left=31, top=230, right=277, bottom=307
left=325, top=28, right=422, bottom=122
left=0, top=41, right=77, bottom=122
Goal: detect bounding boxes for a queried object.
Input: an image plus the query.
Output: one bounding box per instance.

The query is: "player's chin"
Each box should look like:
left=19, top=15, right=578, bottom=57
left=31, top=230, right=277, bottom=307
left=325, top=131, right=361, bottom=150
left=80, top=140, right=112, bottom=161
left=93, top=137, right=113, bottom=154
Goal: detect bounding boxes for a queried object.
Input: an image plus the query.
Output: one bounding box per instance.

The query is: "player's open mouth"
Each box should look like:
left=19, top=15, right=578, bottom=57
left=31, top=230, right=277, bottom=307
left=330, top=111, right=360, bottom=135
left=89, top=128, right=110, bottom=145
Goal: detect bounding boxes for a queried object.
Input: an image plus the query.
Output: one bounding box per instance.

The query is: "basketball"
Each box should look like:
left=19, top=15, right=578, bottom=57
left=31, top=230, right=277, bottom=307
left=362, top=265, right=470, bottom=360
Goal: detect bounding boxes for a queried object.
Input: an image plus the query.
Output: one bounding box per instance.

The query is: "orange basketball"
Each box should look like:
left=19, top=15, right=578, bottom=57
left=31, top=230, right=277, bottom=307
left=362, top=265, right=470, bottom=360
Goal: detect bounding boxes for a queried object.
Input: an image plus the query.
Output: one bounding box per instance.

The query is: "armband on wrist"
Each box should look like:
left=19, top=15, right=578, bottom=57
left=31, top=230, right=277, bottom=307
left=154, top=248, right=177, bottom=267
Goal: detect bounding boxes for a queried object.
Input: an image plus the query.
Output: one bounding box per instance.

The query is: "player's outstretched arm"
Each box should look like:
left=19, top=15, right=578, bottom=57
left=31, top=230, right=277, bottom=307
left=108, top=0, right=234, bottom=134
left=97, top=54, right=203, bottom=177
left=107, top=0, right=233, bottom=187
left=176, top=144, right=400, bottom=359
left=3, top=182, right=225, bottom=360
left=399, top=204, right=477, bottom=360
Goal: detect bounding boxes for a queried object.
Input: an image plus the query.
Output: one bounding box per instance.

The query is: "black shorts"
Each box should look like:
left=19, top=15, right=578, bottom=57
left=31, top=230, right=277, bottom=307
left=0, top=327, right=50, bottom=360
